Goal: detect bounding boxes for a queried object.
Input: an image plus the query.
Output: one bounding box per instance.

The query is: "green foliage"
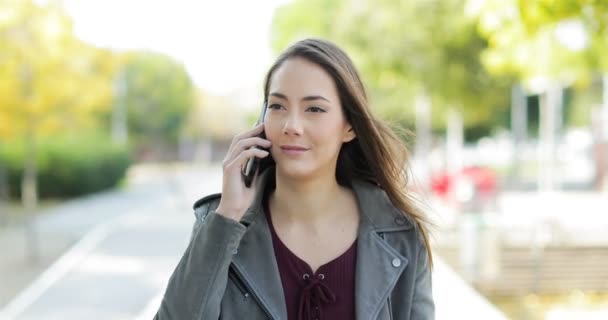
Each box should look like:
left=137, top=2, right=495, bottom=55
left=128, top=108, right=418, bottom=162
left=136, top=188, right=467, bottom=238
left=567, top=80, right=604, bottom=127
left=0, top=0, right=117, bottom=139
left=0, top=134, right=131, bottom=199
left=120, top=51, right=195, bottom=147
left=476, top=0, right=608, bottom=84
left=271, top=0, right=514, bottom=131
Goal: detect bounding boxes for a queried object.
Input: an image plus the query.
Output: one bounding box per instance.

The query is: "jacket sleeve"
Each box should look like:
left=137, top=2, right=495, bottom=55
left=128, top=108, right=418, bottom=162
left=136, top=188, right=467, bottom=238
left=154, top=201, right=247, bottom=320
left=410, top=236, right=435, bottom=319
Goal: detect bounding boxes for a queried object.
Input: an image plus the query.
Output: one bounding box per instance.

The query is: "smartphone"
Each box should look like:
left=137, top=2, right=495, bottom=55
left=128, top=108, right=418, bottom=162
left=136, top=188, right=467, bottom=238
left=241, top=102, right=268, bottom=187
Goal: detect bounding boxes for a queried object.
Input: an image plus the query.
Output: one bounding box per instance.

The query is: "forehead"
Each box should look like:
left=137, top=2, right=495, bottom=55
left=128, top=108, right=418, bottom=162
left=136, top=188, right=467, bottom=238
left=269, top=58, right=339, bottom=100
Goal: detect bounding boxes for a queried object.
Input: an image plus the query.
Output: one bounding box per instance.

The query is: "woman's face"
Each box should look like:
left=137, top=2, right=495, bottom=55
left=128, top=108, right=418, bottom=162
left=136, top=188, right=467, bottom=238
left=265, top=57, right=356, bottom=180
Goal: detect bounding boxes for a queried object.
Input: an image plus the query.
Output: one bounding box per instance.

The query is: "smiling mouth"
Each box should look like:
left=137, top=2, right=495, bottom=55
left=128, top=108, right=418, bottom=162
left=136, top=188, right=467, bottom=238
left=279, top=146, right=309, bottom=155
left=280, top=146, right=309, bottom=151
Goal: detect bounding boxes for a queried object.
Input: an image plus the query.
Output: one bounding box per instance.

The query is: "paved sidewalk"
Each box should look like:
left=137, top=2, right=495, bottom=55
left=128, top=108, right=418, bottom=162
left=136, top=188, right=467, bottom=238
left=0, top=164, right=221, bottom=311
left=1, top=164, right=508, bottom=320
left=0, top=186, right=164, bottom=308
left=2, top=198, right=192, bottom=320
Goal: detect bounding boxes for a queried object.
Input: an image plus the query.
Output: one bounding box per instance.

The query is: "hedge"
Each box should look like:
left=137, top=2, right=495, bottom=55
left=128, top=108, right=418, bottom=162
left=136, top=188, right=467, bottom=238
left=0, top=134, right=131, bottom=199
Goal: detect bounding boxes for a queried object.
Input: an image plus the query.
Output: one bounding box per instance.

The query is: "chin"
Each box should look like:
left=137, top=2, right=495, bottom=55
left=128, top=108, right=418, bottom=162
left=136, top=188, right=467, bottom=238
left=274, top=161, right=319, bottom=180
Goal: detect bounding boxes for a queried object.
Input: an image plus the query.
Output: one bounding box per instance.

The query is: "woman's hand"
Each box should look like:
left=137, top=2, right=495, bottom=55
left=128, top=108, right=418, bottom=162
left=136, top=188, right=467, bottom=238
left=215, top=123, right=271, bottom=221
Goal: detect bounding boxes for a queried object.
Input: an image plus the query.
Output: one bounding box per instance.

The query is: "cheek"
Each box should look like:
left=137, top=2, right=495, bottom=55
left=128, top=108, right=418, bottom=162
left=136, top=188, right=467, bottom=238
left=264, top=119, right=282, bottom=141
left=312, top=123, right=345, bottom=149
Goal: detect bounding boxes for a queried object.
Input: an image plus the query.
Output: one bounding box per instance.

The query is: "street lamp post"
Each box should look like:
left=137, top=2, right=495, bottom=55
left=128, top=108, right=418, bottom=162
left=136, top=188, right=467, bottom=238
left=112, top=69, right=128, bottom=145
left=537, top=83, right=562, bottom=193
left=510, top=84, right=527, bottom=187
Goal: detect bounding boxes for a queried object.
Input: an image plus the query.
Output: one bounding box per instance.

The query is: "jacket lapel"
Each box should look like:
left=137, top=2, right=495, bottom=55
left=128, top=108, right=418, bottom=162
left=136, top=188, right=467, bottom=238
left=351, top=180, right=413, bottom=320
left=230, top=170, right=415, bottom=320
left=231, top=169, right=288, bottom=320
left=354, top=229, right=409, bottom=319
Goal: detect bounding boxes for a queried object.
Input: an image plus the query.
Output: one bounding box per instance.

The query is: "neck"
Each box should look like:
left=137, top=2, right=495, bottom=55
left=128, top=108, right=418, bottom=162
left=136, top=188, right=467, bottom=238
left=269, top=170, right=350, bottom=225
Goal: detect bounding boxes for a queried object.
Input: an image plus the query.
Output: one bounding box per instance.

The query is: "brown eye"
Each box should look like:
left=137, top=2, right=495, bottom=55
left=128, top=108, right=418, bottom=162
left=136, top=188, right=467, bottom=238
left=307, top=106, right=326, bottom=113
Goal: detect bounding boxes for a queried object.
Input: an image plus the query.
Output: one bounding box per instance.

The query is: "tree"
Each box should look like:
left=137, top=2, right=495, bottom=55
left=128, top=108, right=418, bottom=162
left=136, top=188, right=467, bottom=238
left=0, top=0, right=115, bottom=206
left=474, top=0, right=607, bottom=85
left=473, top=0, right=608, bottom=190
left=118, top=51, right=195, bottom=160
left=0, top=0, right=116, bottom=261
left=271, top=0, right=514, bottom=136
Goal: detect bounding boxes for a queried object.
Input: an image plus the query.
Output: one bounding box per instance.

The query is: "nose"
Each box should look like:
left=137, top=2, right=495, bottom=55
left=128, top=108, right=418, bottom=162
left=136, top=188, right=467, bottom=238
left=282, top=112, right=303, bottom=136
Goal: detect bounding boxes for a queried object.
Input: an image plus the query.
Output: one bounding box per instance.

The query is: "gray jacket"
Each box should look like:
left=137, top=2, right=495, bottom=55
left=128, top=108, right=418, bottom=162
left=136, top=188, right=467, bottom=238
left=154, top=169, right=434, bottom=319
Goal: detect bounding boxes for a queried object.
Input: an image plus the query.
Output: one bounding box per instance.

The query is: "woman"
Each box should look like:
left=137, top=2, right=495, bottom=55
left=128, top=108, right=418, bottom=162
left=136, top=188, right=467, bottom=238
left=155, top=38, right=434, bottom=320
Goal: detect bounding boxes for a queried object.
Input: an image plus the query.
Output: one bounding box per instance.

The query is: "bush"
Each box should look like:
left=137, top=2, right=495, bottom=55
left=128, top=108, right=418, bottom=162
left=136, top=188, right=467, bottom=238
left=0, top=134, right=131, bottom=199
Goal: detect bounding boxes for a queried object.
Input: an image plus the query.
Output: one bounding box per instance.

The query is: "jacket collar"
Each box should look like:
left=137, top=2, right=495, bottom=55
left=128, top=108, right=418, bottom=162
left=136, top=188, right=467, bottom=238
left=234, top=167, right=414, bottom=320
left=241, top=167, right=414, bottom=230
left=349, top=178, right=413, bottom=319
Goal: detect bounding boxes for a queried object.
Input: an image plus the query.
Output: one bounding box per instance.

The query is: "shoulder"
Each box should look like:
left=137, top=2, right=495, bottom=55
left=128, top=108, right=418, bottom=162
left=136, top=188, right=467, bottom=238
left=354, top=180, right=430, bottom=250
left=350, top=179, right=416, bottom=230
left=193, top=193, right=222, bottom=210
left=192, top=193, right=222, bottom=222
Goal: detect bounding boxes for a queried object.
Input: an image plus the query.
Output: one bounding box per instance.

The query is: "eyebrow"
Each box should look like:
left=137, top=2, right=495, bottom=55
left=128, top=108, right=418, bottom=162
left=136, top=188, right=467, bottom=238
left=269, top=92, right=331, bottom=103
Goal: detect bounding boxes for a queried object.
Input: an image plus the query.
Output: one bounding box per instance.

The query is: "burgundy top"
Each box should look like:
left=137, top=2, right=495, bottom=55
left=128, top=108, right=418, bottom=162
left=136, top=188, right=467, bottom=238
left=264, top=194, right=357, bottom=320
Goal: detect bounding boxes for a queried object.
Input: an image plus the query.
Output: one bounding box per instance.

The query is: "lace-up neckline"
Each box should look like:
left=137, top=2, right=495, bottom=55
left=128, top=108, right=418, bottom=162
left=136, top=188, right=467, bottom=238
left=264, top=191, right=357, bottom=320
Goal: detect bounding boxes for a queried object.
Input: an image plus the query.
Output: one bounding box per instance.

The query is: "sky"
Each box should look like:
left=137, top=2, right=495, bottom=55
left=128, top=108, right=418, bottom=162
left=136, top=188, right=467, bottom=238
left=62, top=0, right=290, bottom=100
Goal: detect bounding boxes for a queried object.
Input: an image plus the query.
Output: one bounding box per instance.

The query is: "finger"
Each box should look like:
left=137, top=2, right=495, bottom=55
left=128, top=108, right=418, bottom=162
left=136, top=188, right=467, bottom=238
left=226, top=148, right=269, bottom=172
left=231, top=123, right=265, bottom=145
left=235, top=137, right=271, bottom=153
left=225, top=137, right=271, bottom=163
left=227, top=124, right=266, bottom=160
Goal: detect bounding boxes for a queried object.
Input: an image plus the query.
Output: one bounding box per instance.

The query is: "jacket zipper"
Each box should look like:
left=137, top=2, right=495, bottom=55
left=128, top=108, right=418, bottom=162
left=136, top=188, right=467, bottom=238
left=378, top=232, right=394, bottom=320
left=229, top=264, right=275, bottom=320
left=228, top=268, right=250, bottom=299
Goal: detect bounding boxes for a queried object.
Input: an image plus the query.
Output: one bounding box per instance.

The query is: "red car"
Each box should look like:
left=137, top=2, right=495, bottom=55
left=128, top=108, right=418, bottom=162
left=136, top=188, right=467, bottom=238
left=431, top=166, right=498, bottom=212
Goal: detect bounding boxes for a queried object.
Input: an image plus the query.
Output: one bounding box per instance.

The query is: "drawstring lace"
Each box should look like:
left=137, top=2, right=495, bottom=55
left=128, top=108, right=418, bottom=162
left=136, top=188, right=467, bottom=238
left=297, top=274, right=336, bottom=320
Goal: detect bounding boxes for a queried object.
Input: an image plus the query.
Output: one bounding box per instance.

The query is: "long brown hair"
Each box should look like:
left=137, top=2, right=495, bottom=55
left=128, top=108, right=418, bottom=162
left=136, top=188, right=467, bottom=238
left=261, top=38, right=433, bottom=268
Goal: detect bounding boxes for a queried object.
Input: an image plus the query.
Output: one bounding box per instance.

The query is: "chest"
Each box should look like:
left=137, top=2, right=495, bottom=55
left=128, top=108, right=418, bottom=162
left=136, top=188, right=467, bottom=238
left=275, top=216, right=358, bottom=273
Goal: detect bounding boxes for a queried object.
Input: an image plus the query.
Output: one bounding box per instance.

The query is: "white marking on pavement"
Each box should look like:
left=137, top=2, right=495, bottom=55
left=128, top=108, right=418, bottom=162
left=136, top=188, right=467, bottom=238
left=0, top=216, right=121, bottom=319
left=79, top=254, right=146, bottom=275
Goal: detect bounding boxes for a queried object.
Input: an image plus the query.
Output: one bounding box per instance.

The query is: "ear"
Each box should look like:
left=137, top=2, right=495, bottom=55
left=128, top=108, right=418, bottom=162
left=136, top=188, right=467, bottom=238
left=342, top=125, right=356, bottom=143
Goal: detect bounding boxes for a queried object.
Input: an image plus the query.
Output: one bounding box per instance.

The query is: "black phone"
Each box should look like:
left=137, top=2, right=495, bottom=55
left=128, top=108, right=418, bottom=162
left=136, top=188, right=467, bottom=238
left=241, top=102, right=268, bottom=187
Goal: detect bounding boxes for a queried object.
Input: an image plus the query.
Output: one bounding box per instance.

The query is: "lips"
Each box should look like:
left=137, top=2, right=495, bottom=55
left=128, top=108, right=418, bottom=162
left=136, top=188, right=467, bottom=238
left=280, top=145, right=309, bottom=151
left=279, top=145, right=309, bottom=156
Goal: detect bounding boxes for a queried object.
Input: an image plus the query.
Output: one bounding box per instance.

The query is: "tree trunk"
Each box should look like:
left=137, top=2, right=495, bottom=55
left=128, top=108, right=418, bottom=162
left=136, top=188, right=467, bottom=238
left=446, top=108, right=464, bottom=176
left=592, top=105, right=605, bottom=191
left=22, top=117, right=39, bottom=263
left=0, top=155, right=8, bottom=226
left=446, top=108, right=464, bottom=212
left=596, top=74, right=608, bottom=191
left=537, top=83, right=562, bottom=192
left=414, top=92, right=432, bottom=190
left=112, top=69, right=128, bottom=145
left=510, top=84, right=527, bottom=188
